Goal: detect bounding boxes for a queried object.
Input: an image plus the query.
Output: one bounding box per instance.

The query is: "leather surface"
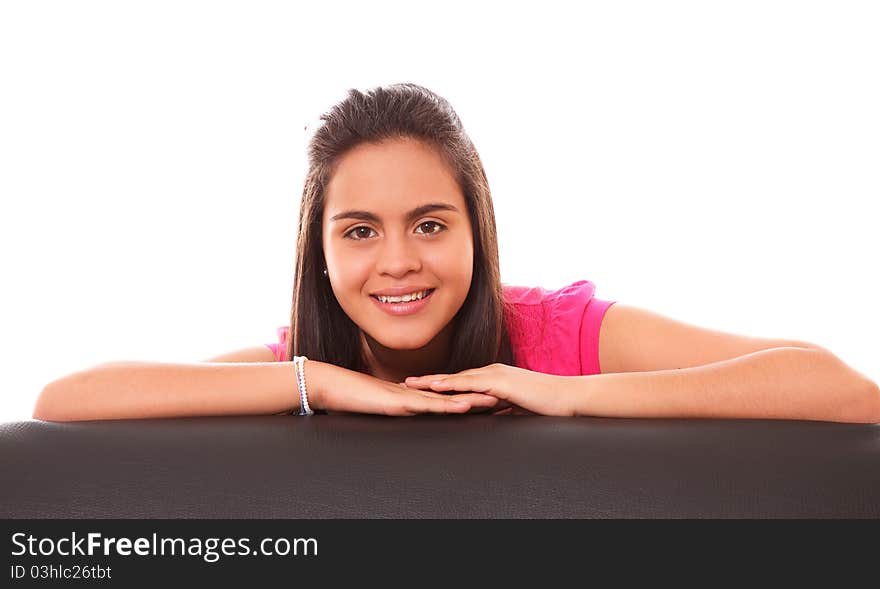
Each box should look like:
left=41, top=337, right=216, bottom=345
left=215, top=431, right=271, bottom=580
left=2, top=415, right=879, bottom=518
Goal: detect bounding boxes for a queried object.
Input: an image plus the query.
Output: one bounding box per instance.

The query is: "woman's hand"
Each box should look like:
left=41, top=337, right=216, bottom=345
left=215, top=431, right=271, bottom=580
left=304, top=360, right=501, bottom=416
left=404, top=363, right=576, bottom=416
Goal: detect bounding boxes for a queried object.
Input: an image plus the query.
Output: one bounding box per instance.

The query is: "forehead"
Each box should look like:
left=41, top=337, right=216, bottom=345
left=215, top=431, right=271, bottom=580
left=323, top=138, right=465, bottom=218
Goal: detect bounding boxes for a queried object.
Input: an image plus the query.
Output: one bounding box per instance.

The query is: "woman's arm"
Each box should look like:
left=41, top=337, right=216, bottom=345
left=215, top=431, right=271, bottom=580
left=406, top=347, right=878, bottom=422
left=566, top=346, right=880, bottom=423
left=31, top=360, right=328, bottom=422
left=407, top=303, right=879, bottom=422
left=32, top=357, right=498, bottom=421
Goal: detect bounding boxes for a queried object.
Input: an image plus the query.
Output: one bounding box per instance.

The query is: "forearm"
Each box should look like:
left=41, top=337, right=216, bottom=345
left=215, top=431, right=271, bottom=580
left=566, top=347, right=880, bottom=423
left=33, top=361, right=304, bottom=422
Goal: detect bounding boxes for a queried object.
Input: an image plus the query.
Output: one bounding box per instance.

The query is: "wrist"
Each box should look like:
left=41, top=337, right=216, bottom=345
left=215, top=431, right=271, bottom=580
left=301, top=359, right=327, bottom=411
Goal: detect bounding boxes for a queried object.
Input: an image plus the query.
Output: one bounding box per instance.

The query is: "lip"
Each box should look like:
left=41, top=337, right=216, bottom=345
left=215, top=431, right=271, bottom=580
left=370, top=286, right=436, bottom=296
left=370, top=288, right=436, bottom=316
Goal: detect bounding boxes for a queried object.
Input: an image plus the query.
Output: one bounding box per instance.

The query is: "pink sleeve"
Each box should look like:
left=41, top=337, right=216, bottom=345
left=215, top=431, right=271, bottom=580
left=505, top=279, right=612, bottom=377
left=264, top=326, right=290, bottom=362
left=580, top=298, right=616, bottom=375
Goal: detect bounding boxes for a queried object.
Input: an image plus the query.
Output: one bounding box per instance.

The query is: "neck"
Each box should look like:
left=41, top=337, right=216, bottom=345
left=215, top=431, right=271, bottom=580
left=360, top=322, right=455, bottom=383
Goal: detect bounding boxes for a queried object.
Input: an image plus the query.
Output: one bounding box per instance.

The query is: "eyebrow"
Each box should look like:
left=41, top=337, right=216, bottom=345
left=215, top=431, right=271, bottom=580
left=329, top=203, right=460, bottom=224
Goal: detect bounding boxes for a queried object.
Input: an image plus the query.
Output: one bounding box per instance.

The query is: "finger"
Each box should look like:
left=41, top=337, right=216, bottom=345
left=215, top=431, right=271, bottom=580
left=412, top=397, right=471, bottom=414
left=491, top=407, right=514, bottom=415
left=427, top=376, right=495, bottom=395
left=401, top=379, right=434, bottom=391
left=405, top=368, right=483, bottom=386
left=407, top=390, right=502, bottom=415
left=418, top=390, right=499, bottom=407
left=405, top=374, right=449, bottom=385
left=454, top=393, right=500, bottom=407
left=404, top=378, right=459, bottom=392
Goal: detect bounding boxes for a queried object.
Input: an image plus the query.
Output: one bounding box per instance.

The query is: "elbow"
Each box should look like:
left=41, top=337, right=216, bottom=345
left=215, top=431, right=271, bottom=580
left=32, top=388, right=57, bottom=421
left=32, top=363, right=112, bottom=422
left=837, top=379, right=880, bottom=424
left=807, top=348, right=880, bottom=424
left=32, top=383, right=74, bottom=422
left=862, top=380, right=880, bottom=424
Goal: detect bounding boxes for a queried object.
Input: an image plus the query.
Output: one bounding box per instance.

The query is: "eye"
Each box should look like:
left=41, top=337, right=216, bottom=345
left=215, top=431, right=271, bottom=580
left=343, top=221, right=447, bottom=241
left=343, top=226, right=377, bottom=241
left=415, top=221, right=447, bottom=236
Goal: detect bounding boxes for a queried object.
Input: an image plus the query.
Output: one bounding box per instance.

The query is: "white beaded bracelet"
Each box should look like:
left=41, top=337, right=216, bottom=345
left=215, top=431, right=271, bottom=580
left=293, top=355, right=313, bottom=416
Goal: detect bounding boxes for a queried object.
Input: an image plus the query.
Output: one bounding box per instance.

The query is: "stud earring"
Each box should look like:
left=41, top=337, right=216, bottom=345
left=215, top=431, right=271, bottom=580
left=322, top=267, right=328, bottom=277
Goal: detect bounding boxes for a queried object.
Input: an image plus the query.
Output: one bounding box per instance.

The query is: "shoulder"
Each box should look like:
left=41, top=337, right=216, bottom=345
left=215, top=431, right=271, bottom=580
left=264, top=326, right=290, bottom=362
left=503, top=279, right=609, bottom=375
left=503, top=279, right=596, bottom=307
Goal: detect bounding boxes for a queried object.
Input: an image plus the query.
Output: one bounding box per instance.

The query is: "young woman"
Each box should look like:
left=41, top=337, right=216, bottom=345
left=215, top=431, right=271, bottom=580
left=33, top=83, right=879, bottom=423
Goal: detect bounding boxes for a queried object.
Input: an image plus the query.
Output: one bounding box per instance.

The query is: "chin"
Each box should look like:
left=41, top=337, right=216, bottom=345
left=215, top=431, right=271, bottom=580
left=371, top=329, right=437, bottom=351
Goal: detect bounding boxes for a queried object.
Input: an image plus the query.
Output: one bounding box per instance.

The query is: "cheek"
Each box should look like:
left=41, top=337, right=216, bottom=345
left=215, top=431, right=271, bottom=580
left=449, top=236, right=474, bottom=281
left=426, top=243, right=471, bottom=279
left=337, top=266, right=372, bottom=298
left=325, top=258, right=370, bottom=307
left=326, top=245, right=369, bottom=281
left=429, top=242, right=473, bottom=303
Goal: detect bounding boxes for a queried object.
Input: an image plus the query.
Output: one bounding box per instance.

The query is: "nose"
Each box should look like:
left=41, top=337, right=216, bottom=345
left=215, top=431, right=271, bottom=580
left=374, top=231, right=422, bottom=277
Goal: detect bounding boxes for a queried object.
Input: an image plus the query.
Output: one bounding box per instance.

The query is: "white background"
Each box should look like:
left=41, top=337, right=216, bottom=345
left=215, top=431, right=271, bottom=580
left=1, top=0, right=877, bottom=422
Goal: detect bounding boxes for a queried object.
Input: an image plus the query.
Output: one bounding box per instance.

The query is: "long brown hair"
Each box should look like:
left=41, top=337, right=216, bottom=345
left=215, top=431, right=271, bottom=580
left=286, top=82, right=514, bottom=375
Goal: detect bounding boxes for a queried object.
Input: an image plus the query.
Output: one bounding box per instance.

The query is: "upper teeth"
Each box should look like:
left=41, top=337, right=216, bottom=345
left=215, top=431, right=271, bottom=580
left=377, top=290, right=429, bottom=303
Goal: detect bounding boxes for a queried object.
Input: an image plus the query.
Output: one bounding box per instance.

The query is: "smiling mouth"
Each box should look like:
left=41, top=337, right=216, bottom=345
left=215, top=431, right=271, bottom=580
left=368, top=288, right=437, bottom=316
left=369, top=288, right=436, bottom=303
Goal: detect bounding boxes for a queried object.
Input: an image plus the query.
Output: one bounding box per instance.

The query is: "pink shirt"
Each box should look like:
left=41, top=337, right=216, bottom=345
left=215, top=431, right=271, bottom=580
left=265, top=279, right=615, bottom=376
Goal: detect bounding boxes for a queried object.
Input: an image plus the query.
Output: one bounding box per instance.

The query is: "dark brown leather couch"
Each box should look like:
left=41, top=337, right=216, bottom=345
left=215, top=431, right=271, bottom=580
left=2, top=415, right=879, bottom=518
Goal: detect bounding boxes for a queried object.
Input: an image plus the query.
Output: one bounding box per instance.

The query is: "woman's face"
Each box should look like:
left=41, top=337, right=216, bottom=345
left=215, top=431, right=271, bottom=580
left=321, top=137, right=474, bottom=350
